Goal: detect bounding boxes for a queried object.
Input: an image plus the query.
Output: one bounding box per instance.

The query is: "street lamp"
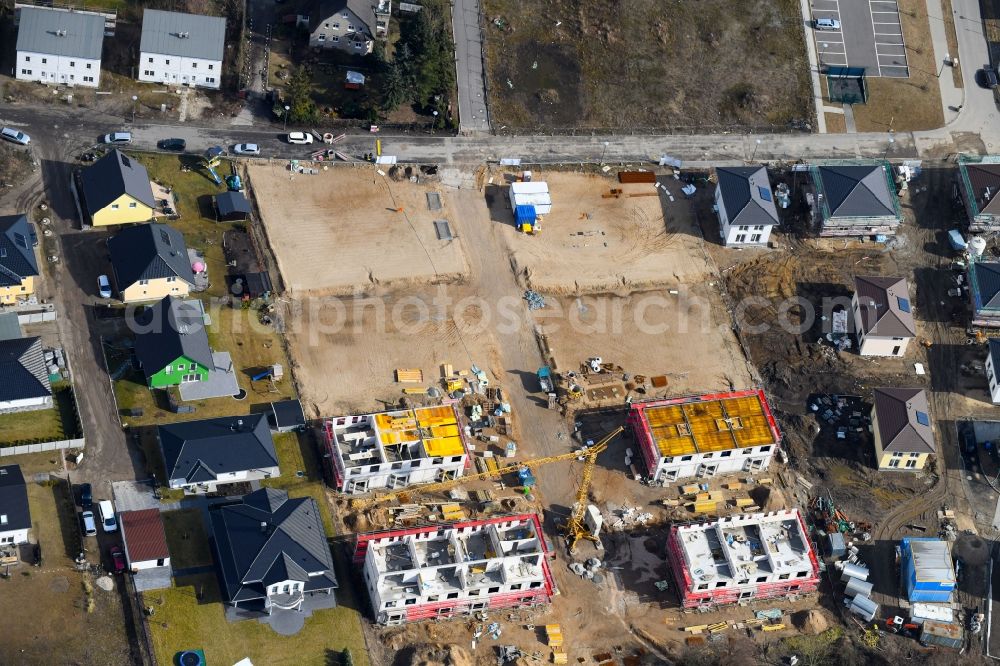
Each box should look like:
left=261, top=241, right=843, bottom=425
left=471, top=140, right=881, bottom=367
left=750, top=138, right=762, bottom=163
left=937, top=53, right=950, bottom=78
left=600, top=141, right=609, bottom=164
left=131, top=95, right=138, bottom=123
left=283, top=105, right=290, bottom=131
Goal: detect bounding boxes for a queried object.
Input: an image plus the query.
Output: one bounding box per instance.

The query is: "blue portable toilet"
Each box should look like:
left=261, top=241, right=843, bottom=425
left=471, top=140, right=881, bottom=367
left=900, top=537, right=956, bottom=603
left=515, top=205, right=537, bottom=231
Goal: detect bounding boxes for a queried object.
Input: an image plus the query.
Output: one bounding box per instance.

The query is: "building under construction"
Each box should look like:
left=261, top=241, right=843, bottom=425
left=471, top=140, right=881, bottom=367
left=666, top=508, right=820, bottom=608
left=353, top=513, right=556, bottom=624
left=323, top=404, right=470, bottom=494
left=627, top=389, right=781, bottom=486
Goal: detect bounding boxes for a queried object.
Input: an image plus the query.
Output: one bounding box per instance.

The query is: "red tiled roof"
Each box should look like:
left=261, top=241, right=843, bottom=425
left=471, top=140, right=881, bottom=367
left=120, top=509, right=169, bottom=563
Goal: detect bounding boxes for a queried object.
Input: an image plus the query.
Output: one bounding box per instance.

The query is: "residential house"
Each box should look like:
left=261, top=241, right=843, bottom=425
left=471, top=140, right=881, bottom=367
left=851, top=276, right=916, bottom=357
left=713, top=166, right=780, bottom=246
left=957, top=155, right=1000, bottom=233
left=968, top=260, right=1000, bottom=327
left=270, top=399, right=306, bottom=433
left=78, top=149, right=156, bottom=227
left=139, top=10, right=226, bottom=89
left=119, top=508, right=171, bottom=590
left=308, top=0, right=391, bottom=54
left=108, top=223, right=195, bottom=303
left=871, top=388, right=935, bottom=471
left=0, top=465, right=31, bottom=546
left=0, top=214, right=39, bottom=306
left=809, top=162, right=902, bottom=236
left=15, top=7, right=104, bottom=88
left=133, top=295, right=211, bottom=388
left=210, top=487, right=337, bottom=614
left=0, top=337, right=52, bottom=414
left=159, top=413, right=279, bottom=493
left=986, top=339, right=1000, bottom=403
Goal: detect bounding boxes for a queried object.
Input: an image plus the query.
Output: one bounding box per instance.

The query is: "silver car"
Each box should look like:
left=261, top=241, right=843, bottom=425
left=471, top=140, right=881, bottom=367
left=0, top=127, right=30, bottom=145
left=233, top=143, right=261, bottom=156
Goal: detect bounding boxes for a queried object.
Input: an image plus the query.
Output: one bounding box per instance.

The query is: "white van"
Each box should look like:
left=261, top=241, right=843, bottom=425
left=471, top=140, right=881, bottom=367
left=815, top=18, right=841, bottom=31
left=98, top=500, right=117, bottom=533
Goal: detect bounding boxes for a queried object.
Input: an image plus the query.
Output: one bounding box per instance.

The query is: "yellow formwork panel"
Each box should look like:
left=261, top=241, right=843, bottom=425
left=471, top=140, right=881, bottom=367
left=724, top=395, right=775, bottom=447
left=643, top=394, right=778, bottom=458
left=423, top=436, right=464, bottom=457
left=646, top=404, right=697, bottom=457
left=683, top=401, right=735, bottom=453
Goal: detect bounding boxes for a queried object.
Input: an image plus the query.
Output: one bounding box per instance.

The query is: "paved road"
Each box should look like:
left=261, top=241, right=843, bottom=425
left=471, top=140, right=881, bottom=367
left=452, top=0, right=490, bottom=133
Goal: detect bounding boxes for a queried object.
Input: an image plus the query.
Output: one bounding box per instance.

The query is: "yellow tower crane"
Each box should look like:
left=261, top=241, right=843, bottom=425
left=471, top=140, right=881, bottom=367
left=349, top=426, right=626, bottom=553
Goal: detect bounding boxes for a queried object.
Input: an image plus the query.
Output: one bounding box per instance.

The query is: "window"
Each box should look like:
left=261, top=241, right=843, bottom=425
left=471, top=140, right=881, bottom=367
left=739, top=225, right=749, bottom=231
left=177, top=364, right=185, bottom=371
left=404, top=598, right=417, bottom=605
left=0, top=514, right=6, bottom=525
left=192, top=63, right=197, bottom=68
left=138, top=280, right=149, bottom=285
left=41, top=58, right=47, bottom=64
left=720, top=450, right=731, bottom=457
left=166, top=276, right=176, bottom=282
left=754, top=225, right=765, bottom=231
left=84, top=76, right=93, bottom=82
left=905, top=459, right=917, bottom=468
left=331, top=36, right=340, bottom=42
left=318, top=34, right=326, bottom=41
left=778, top=573, right=790, bottom=580
left=128, top=202, right=136, bottom=208
left=760, top=446, right=771, bottom=452
left=166, top=59, right=171, bottom=65
left=703, top=453, right=713, bottom=459
left=680, top=455, right=692, bottom=461
left=734, top=234, right=747, bottom=243
left=750, top=233, right=762, bottom=242
left=529, top=581, right=542, bottom=588
left=915, top=411, right=930, bottom=426
left=149, top=57, right=153, bottom=63
left=21, top=69, right=31, bottom=75
left=348, top=24, right=355, bottom=30
left=714, top=581, right=726, bottom=588
left=354, top=41, right=364, bottom=49
left=206, top=77, right=215, bottom=83
left=487, top=587, right=500, bottom=594
left=511, top=583, right=522, bottom=590
left=696, top=583, right=708, bottom=591
left=888, top=458, right=900, bottom=468
left=24, top=56, right=30, bottom=62
left=446, top=592, right=459, bottom=599
left=111, top=204, right=119, bottom=210
left=756, top=576, right=767, bottom=582
left=86, top=63, right=91, bottom=69
left=342, top=12, right=349, bottom=17
left=69, top=75, right=74, bottom=81
left=333, top=22, right=341, bottom=29
left=208, top=64, right=214, bottom=70
left=70, top=61, right=75, bottom=67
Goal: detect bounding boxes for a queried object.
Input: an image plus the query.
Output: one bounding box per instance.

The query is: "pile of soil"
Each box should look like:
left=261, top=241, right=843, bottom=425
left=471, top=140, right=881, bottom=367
left=405, top=645, right=474, bottom=666
left=791, top=609, right=830, bottom=635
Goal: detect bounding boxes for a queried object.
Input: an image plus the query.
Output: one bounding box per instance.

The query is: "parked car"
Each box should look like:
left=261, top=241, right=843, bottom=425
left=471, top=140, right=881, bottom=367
left=80, top=511, right=97, bottom=537
left=78, top=483, right=93, bottom=510
left=109, top=545, right=126, bottom=574
left=98, top=499, right=117, bottom=533
left=814, top=18, right=841, bottom=31
left=103, top=132, right=132, bottom=145
left=286, top=131, right=313, bottom=145
left=961, top=427, right=977, bottom=455
left=232, top=143, right=260, bottom=156
left=97, top=275, right=112, bottom=299
left=157, top=138, right=186, bottom=151
left=0, top=127, right=30, bottom=145
left=977, top=66, right=999, bottom=89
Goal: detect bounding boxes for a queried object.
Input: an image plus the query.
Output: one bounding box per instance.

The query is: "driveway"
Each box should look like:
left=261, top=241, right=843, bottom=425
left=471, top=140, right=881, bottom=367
left=811, top=0, right=909, bottom=77
left=452, top=0, right=490, bottom=133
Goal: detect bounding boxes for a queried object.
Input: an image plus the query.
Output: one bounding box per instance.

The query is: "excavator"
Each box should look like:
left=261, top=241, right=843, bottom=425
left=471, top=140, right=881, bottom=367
left=349, top=425, right=626, bottom=554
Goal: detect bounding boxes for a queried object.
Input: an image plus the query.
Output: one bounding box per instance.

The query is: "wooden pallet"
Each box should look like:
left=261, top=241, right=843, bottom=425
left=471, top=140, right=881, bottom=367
left=395, top=368, right=423, bottom=383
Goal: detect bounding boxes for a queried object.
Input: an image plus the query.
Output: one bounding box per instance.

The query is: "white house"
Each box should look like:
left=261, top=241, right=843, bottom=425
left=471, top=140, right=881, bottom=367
left=0, top=465, right=31, bottom=547
left=987, top=340, right=1000, bottom=403
left=138, top=9, right=226, bottom=90
left=0, top=337, right=53, bottom=414
left=308, top=0, right=390, bottom=54
left=852, top=276, right=916, bottom=357
left=15, top=7, right=104, bottom=88
left=714, top=166, right=780, bottom=246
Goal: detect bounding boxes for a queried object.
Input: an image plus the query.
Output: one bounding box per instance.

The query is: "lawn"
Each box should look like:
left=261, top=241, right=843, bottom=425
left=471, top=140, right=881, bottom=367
left=0, top=386, right=81, bottom=446
left=263, top=432, right=334, bottom=536
left=146, top=573, right=369, bottom=666
left=162, top=509, right=212, bottom=570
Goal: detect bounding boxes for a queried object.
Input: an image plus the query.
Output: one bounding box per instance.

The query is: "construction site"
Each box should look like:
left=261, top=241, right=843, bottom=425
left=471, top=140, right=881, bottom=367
left=243, top=160, right=997, bottom=665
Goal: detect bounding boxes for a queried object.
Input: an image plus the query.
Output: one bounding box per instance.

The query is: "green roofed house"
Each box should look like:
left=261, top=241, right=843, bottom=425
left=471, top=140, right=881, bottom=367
left=133, top=295, right=212, bottom=388
left=809, top=162, right=902, bottom=237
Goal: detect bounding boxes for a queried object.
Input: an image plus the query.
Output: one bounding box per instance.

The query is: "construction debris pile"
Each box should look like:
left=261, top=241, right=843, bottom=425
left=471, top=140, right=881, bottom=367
left=524, top=290, right=546, bottom=310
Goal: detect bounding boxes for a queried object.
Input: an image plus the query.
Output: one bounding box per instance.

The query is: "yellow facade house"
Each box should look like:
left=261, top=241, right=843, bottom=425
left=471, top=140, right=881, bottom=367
left=108, top=223, right=195, bottom=303
left=0, top=214, right=39, bottom=305
left=79, top=149, right=156, bottom=227
left=871, top=387, right=935, bottom=472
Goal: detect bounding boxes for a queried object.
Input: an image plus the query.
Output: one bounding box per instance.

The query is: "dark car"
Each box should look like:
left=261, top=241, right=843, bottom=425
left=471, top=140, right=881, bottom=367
left=157, top=138, right=186, bottom=151
left=977, top=66, right=998, bottom=89
left=960, top=425, right=977, bottom=455
left=78, top=483, right=92, bottom=509
left=109, top=545, right=126, bottom=574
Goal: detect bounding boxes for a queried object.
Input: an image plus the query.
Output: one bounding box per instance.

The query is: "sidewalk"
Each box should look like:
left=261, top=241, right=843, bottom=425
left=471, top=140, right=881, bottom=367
left=926, top=0, right=963, bottom=122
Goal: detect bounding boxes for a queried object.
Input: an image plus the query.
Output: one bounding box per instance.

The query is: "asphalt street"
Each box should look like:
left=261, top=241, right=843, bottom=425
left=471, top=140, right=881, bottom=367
left=452, top=0, right=490, bottom=133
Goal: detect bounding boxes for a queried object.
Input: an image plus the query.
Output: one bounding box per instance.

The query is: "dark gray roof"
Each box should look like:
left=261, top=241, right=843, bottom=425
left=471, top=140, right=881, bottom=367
left=271, top=399, right=306, bottom=429
left=818, top=165, right=897, bottom=218
left=0, top=313, right=22, bottom=342
left=108, top=223, right=195, bottom=289
left=140, top=9, right=226, bottom=62
left=210, top=488, right=337, bottom=604
left=79, top=149, right=156, bottom=213
left=971, top=262, right=1000, bottom=310
left=16, top=7, right=105, bottom=60
left=962, top=163, right=1000, bottom=217
left=0, top=465, right=30, bottom=534
left=989, top=339, right=1000, bottom=374
left=854, top=276, right=916, bottom=338
left=715, top=166, right=779, bottom=227
left=134, top=296, right=213, bottom=378
left=0, top=337, right=51, bottom=403
left=215, top=191, right=252, bottom=219
left=159, top=413, right=278, bottom=486
left=873, top=388, right=935, bottom=454
left=310, top=0, right=378, bottom=34
left=0, top=215, right=39, bottom=288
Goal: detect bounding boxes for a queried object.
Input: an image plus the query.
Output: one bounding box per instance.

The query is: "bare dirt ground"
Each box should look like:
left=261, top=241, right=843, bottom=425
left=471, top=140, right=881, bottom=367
left=490, top=170, right=712, bottom=294
left=249, top=164, right=469, bottom=296
left=482, top=0, right=812, bottom=131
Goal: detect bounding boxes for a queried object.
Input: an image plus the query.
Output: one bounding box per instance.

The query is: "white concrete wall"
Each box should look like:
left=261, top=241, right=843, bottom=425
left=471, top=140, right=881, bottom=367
left=988, top=353, right=1000, bottom=403
left=858, top=335, right=910, bottom=357
left=342, top=457, right=467, bottom=493
left=169, top=465, right=280, bottom=491
left=0, top=527, right=30, bottom=545
left=130, top=556, right=170, bottom=571
left=0, top=395, right=52, bottom=413
left=722, top=221, right=773, bottom=246
left=652, top=444, right=775, bottom=485
left=138, top=52, right=221, bottom=89
left=16, top=50, right=100, bottom=87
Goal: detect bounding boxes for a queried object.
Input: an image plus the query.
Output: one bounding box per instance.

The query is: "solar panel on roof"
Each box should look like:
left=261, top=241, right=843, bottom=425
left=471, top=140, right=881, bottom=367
left=897, top=296, right=911, bottom=312
left=916, top=411, right=930, bottom=426
left=757, top=186, right=772, bottom=202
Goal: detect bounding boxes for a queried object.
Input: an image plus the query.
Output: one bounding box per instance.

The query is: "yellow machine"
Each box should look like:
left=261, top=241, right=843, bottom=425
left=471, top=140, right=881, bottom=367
left=350, top=426, right=626, bottom=552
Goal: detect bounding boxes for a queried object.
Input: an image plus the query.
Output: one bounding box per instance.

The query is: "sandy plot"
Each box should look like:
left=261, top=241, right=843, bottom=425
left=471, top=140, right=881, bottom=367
left=538, top=286, right=754, bottom=396
left=490, top=171, right=711, bottom=294
left=248, top=164, right=469, bottom=295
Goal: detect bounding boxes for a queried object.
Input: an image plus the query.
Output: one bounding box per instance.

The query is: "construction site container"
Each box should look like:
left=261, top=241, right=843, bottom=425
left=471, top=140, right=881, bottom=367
left=900, top=538, right=956, bottom=603
left=910, top=603, right=954, bottom=625
left=920, top=620, right=963, bottom=649
left=844, top=576, right=873, bottom=598
left=826, top=532, right=846, bottom=558
left=848, top=595, right=878, bottom=622
left=840, top=562, right=869, bottom=581
left=509, top=182, right=552, bottom=215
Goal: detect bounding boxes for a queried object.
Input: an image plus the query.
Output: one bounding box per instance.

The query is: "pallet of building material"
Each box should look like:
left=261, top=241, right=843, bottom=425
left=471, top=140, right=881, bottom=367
left=618, top=171, right=657, bottom=184
left=440, top=363, right=453, bottom=377
left=680, top=484, right=701, bottom=496
left=650, top=375, right=668, bottom=388
left=684, top=624, right=709, bottom=634
left=734, top=497, right=755, bottom=508
left=690, top=500, right=720, bottom=514
left=395, top=368, right=423, bottom=383
left=707, top=622, right=728, bottom=633
left=545, top=624, right=563, bottom=646
left=761, top=624, right=786, bottom=632
left=551, top=650, right=568, bottom=665
left=741, top=505, right=761, bottom=513
left=628, top=192, right=660, bottom=197
left=440, top=503, right=465, bottom=521
left=723, top=482, right=743, bottom=491
left=402, top=387, right=428, bottom=395
left=758, top=478, right=773, bottom=485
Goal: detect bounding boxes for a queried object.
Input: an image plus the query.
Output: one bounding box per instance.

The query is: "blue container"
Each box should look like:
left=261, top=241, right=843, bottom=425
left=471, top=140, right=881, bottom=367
left=900, top=537, right=956, bottom=603
left=515, top=205, right=537, bottom=226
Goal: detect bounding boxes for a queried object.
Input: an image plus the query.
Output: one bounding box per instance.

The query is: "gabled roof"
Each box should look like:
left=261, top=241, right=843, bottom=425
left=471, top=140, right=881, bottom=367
left=715, top=166, right=780, bottom=227
left=970, top=262, right=1000, bottom=311
left=210, top=488, right=337, bottom=604
left=962, top=162, right=1000, bottom=217
left=159, top=414, right=278, bottom=486
left=134, top=296, right=213, bottom=377
left=854, top=276, right=916, bottom=338
left=310, top=0, right=378, bottom=34
left=873, top=388, right=935, bottom=455
left=16, top=7, right=105, bottom=60
left=0, top=215, right=39, bottom=288
left=818, top=164, right=897, bottom=218
left=0, top=464, right=30, bottom=533
left=215, top=191, right=252, bottom=218
left=108, top=223, right=195, bottom=289
left=120, top=509, right=170, bottom=563
left=79, top=149, right=156, bottom=213
left=140, top=9, right=226, bottom=62
left=271, top=399, right=306, bottom=430
left=0, top=337, right=51, bottom=403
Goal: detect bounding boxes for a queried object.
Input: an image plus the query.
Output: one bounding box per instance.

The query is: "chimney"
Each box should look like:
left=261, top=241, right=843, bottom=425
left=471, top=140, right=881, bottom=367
left=260, top=521, right=268, bottom=533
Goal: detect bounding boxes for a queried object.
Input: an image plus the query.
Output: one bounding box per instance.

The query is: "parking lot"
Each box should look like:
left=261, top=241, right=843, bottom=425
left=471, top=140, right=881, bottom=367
left=812, top=0, right=910, bottom=77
